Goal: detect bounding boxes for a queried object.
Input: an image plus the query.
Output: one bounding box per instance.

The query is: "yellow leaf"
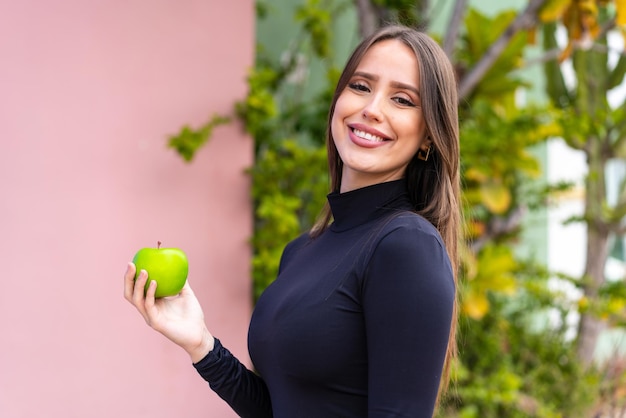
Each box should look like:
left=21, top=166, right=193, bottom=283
left=460, top=243, right=478, bottom=281
left=488, top=273, right=517, bottom=295
left=539, top=0, right=572, bottom=22
left=465, top=167, right=488, bottom=182
left=578, top=0, right=598, bottom=15
left=462, top=290, right=490, bottom=320
left=466, top=220, right=486, bottom=239
left=558, top=41, right=574, bottom=62
left=479, top=268, right=515, bottom=287
left=480, top=182, right=511, bottom=214
left=617, top=0, right=626, bottom=27
left=527, top=27, right=538, bottom=45
left=606, top=298, right=626, bottom=314
left=536, top=121, right=563, bottom=138
left=562, top=3, right=582, bottom=42
left=474, top=246, right=518, bottom=294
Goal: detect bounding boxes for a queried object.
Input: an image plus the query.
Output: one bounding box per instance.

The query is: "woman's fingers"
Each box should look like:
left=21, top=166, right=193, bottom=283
left=123, top=263, right=152, bottom=323
left=123, top=262, right=137, bottom=302
left=128, top=268, right=151, bottom=319
left=143, top=279, right=158, bottom=324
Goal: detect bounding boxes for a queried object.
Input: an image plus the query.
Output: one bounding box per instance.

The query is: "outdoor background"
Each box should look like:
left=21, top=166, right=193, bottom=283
left=1, top=0, right=626, bottom=417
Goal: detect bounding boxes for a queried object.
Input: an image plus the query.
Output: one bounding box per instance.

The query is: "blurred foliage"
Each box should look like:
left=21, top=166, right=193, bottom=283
left=446, top=6, right=603, bottom=415
left=167, top=115, right=231, bottom=162
left=237, top=0, right=344, bottom=298
left=438, top=261, right=600, bottom=417
left=169, top=0, right=626, bottom=415
left=457, top=8, right=530, bottom=101
left=538, top=0, right=626, bottom=384
left=537, top=0, right=626, bottom=61
left=458, top=8, right=562, bottom=323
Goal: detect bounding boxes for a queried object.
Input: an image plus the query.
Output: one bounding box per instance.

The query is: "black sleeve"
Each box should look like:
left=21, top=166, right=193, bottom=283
left=193, top=338, right=272, bottom=418
left=362, top=224, right=454, bottom=417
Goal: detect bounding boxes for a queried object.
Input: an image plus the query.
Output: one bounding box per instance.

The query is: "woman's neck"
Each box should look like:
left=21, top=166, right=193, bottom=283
left=339, top=171, right=406, bottom=193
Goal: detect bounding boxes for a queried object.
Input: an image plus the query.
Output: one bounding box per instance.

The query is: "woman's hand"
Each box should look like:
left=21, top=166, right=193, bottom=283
left=124, top=262, right=215, bottom=363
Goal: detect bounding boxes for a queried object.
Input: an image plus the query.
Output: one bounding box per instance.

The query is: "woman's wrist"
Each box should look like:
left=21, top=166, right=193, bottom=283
left=187, top=328, right=215, bottom=363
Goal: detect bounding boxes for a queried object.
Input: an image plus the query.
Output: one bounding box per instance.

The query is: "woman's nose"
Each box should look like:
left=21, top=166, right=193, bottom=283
left=362, top=96, right=384, bottom=122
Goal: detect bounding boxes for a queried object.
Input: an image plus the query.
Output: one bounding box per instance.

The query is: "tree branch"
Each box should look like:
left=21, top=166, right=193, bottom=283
left=354, top=0, right=379, bottom=38
left=443, top=0, right=468, bottom=59
left=470, top=205, right=527, bottom=253
left=458, top=0, right=547, bottom=100
left=525, top=44, right=625, bottom=72
left=523, top=47, right=562, bottom=67
left=418, top=0, right=431, bottom=29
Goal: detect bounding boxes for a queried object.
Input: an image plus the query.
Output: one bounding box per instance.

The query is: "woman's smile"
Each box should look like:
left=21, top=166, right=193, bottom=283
left=348, top=123, right=391, bottom=147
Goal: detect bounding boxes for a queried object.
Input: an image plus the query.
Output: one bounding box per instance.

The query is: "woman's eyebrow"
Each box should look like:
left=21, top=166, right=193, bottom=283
left=352, top=71, right=420, bottom=96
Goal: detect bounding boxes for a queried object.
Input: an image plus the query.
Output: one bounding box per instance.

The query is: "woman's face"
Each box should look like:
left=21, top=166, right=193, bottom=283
left=331, top=39, right=430, bottom=192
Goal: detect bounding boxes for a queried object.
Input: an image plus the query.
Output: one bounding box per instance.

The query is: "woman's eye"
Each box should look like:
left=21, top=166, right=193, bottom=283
left=393, top=96, right=416, bottom=107
left=348, top=82, right=369, bottom=92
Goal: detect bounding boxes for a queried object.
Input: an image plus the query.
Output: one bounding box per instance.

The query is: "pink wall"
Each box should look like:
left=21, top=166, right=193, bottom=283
left=0, top=1, right=254, bottom=417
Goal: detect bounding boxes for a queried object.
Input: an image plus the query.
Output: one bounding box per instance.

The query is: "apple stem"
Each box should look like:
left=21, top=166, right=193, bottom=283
left=157, top=241, right=162, bottom=249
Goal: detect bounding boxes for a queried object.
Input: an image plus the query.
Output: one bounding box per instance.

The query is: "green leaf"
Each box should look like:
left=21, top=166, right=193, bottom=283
left=608, top=52, right=626, bottom=90
left=167, top=114, right=231, bottom=162
left=542, top=22, right=572, bottom=108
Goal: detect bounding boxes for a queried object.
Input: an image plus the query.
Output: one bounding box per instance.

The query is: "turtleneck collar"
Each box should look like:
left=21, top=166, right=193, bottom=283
left=327, top=179, right=413, bottom=232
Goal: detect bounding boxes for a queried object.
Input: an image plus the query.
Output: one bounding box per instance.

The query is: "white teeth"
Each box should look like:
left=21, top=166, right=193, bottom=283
left=353, top=128, right=385, bottom=142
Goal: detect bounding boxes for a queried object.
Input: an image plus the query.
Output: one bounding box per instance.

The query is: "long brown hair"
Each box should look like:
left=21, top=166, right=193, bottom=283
left=311, top=24, right=461, bottom=400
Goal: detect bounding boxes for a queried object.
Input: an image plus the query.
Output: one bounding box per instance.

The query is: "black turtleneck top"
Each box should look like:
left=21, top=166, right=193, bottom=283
left=193, top=179, right=455, bottom=418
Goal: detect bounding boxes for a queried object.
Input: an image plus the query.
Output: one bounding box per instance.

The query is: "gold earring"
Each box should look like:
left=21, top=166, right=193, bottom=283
left=417, top=145, right=431, bottom=161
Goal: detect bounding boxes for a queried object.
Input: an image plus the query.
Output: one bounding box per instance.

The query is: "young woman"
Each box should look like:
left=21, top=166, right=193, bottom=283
left=125, top=24, right=460, bottom=418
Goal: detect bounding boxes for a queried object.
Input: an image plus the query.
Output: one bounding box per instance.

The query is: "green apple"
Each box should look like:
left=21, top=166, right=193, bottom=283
left=133, top=241, right=188, bottom=298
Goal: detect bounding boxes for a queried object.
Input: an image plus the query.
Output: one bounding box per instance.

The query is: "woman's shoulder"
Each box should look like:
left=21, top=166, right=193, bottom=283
left=367, top=211, right=450, bottom=267
left=363, top=211, right=454, bottom=291
left=379, top=210, right=442, bottom=243
left=284, top=231, right=312, bottom=250
left=277, top=232, right=312, bottom=271
left=357, top=211, right=448, bottom=274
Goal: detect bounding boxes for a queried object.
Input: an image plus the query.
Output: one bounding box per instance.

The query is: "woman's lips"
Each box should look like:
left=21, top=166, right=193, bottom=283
left=352, top=128, right=385, bottom=142
left=348, top=124, right=391, bottom=148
